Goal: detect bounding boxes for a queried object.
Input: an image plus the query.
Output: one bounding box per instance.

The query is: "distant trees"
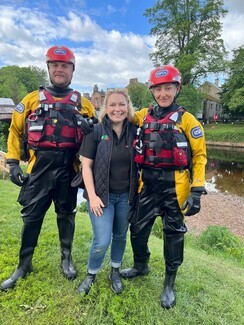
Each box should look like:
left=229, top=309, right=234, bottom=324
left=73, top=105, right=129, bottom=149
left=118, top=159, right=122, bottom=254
left=0, top=65, right=48, bottom=150
left=178, top=84, right=205, bottom=115
left=221, top=46, right=244, bottom=116
left=144, top=0, right=228, bottom=85
left=127, top=83, right=154, bottom=109
left=0, top=65, right=48, bottom=104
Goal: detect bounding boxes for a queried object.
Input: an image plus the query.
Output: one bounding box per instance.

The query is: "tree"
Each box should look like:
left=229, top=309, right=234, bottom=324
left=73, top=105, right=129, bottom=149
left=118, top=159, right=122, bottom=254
left=127, top=83, right=154, bottom=109
left=178, top=84, right=205, bottom=115
left=144, top=0, right=228, bottom=85
left=221, top=46, right=244, bottom=116
left=0, top=65, right=48, bottom=104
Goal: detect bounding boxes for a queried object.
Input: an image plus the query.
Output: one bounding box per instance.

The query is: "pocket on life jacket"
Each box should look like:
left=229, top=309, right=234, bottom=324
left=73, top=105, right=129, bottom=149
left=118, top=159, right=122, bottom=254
left=172, top=133, right=189, bottom=167
left=27, top=119, right=45, bottom=144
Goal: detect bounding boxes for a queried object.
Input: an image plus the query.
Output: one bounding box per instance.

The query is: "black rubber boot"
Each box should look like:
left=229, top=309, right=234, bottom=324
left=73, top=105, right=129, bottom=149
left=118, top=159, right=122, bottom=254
left=0, top=255, right=33, bottom=291
left=57, top=213, right=77, bottom=280
left=120, top=261, right=149, bottom=279
left=61, top=248, right=77, bottom=280
left=77, top=273, right=96, bottom=295
left=109, top=267, right=123, bottom=294
left=160, top=272, right=177, bottom=309
left=161, top=232, right=184, bottom=309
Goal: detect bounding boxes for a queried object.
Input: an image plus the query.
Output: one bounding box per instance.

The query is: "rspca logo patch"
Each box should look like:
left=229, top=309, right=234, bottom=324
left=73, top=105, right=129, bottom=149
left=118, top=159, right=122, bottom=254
left=54, top=49, right=66, bottom=55
left=15, top=103, right=25, bottom=114
left=155, top=69, right=168, bottom=78
left=191, top=126, right=203, bottom=139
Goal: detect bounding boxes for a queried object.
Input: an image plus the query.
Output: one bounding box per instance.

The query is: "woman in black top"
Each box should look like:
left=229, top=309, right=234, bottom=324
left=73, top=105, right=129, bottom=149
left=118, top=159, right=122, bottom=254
left=77, top=89, right=138, bottom=295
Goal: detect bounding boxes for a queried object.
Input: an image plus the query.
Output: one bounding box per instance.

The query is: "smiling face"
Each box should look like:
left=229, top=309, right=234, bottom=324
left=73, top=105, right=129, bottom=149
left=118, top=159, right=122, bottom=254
left=48, top=61, right=74, bottom=88
left=105, top=93, right=129, bottom=125
left=151, top=82, right=179, bottom=108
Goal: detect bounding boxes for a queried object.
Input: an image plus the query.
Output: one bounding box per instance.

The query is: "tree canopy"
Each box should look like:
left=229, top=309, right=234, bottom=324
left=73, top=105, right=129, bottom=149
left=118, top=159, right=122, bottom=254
left=178, top=84, right=205, bottom=115
left=221, top=46, right=244, bottom=115
left=127, top=82, right=154, bottom=110
left=0, top=65, right=48, bottom=104
left=144, top=0, right=228, bottom=85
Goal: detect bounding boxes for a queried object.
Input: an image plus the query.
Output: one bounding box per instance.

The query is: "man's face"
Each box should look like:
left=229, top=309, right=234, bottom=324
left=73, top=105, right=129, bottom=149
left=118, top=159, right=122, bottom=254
left=48, top=61, right=74, bottom=88
left=151, top=82, right=179, bottom=107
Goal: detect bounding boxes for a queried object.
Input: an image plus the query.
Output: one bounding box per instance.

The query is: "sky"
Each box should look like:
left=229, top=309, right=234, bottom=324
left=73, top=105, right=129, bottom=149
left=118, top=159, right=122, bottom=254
left=0, top=0, right=244, bottom=96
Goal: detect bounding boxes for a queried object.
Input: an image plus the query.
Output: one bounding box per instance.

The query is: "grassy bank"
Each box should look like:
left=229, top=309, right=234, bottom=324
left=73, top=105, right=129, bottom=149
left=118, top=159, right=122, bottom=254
left=0, top=180, right=243, bottom=325
left=203, top=122, right=244, bottom=143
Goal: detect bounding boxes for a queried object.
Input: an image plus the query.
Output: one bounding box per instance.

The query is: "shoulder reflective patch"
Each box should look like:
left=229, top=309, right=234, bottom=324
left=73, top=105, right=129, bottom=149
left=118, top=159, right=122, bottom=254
left=15, top=103, right=25, bottom=114
left=191, top=126, right=203, bottom=138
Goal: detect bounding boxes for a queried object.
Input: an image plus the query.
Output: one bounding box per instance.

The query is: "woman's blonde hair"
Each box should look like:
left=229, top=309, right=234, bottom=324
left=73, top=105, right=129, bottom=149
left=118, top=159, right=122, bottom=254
left=99, top=88, right=134, bottom=122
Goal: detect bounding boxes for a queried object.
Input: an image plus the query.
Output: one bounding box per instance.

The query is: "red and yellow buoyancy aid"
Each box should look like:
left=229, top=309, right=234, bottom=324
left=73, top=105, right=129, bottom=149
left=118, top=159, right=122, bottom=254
left=134, top=107, right=191, bottom=169
left=26, top=89, right=84, bottom=149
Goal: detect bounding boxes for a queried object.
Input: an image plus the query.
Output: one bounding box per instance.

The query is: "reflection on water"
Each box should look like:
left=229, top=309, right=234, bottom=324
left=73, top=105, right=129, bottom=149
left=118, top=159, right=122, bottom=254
left=206, top=147, right=244, bottom=197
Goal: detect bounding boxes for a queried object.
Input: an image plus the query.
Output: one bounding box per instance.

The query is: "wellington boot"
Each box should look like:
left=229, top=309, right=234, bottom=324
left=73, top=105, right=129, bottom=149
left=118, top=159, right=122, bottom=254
left=61, top=248, right=77, bottom=280
left=109, top=267, right=123, bottom=294
left=77, top=274, right=96, bottom=295
left=120, top=262, right=149, bottom=279
left=1, top=259, right=33, bottom=291
left=160, top=273, right=177, bottom=309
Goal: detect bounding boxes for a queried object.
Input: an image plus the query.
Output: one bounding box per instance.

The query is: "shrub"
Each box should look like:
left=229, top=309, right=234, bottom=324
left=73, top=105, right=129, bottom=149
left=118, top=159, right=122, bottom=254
left=79, top=201, right=88, bottom=213
left=151, top=217, right=163, bottom=239
left=197, top=225, right=244, bottom=262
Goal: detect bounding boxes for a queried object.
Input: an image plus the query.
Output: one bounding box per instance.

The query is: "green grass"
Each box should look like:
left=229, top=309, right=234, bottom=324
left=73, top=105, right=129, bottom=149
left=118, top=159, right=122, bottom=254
left=0, top=179, right=244, bottom=325
left=203, top=122, right=244, bottom=143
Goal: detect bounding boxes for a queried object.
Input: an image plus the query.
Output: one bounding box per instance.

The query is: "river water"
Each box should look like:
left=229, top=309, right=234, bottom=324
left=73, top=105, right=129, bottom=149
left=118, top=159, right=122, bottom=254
left=77, top=146, right=244, bottom=205
left=206, top=146, right=244, bottom=197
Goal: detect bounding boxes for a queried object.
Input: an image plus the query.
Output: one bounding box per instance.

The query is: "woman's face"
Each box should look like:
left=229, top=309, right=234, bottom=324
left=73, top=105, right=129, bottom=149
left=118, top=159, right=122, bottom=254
left=151, top=82, right=179, bottom=107
left=106, top=93, right=128, bottom=124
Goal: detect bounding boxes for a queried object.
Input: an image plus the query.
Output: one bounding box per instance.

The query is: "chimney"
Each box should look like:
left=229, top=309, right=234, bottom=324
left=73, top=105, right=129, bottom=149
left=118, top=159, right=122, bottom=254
left=215, top=78, right=219, bottom=87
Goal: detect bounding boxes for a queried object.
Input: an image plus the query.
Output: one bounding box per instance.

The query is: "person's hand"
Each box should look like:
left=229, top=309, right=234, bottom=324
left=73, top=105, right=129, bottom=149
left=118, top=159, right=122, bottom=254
left=8, top=161, right=25, bottom=187
left=181, top=191, right=202, bottom=216
left=89, top=195, right=105, bottom=217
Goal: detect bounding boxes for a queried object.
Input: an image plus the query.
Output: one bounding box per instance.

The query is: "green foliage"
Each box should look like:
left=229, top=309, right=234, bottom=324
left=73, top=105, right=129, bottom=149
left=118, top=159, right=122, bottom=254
left=0, top=122, right=8, bottom=151
left=0, top=65, right=48, bottom=104
left=127, top=83, right=154, bottom=109
left=79, top=201, right=88, bottom=213
left=144, top=0, right=228, bottom=85
left=197, top=226, right=244, bottom=263
left=151, top=217, right=163, bottom=239
left=178, top=84, right=205, bottom=115
left=203, top=123, right=244, bottom=143
left=0, top=180, right=243, bottom=324
left=221, top=45, right=244, bottom=114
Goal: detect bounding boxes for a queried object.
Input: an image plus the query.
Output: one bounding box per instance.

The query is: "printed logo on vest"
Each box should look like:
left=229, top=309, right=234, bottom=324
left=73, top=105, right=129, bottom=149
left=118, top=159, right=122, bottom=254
left=101, top=135, right=110, bottom=141
left=15, top=103, right=25, bottom=114
left=191, top=126, right=203, bottom=138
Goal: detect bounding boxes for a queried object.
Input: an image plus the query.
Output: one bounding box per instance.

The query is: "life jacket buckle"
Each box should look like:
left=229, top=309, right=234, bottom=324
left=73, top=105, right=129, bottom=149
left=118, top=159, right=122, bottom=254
left=28, top=113, right=38, bottom=121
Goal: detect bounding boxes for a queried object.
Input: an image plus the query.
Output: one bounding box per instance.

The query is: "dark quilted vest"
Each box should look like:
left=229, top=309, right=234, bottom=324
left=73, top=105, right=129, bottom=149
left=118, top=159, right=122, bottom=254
left=83, top=117, right=138, bottom=207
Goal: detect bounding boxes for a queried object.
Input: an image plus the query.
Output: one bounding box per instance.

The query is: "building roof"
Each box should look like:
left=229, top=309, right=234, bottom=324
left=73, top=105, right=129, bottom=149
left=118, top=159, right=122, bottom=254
left=0, top=98, right=15, bottom=105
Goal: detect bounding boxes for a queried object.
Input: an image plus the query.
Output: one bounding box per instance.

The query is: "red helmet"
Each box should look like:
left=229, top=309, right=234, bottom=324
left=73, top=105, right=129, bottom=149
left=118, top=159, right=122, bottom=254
left=46, top=45, right=75, bottom=70
left=148, top=65, right=182, bottom=88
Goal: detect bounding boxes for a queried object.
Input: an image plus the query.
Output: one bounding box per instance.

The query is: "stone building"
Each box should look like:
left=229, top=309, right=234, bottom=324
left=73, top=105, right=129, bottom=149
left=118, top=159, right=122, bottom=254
left=90, top=85, right=105, bottom=116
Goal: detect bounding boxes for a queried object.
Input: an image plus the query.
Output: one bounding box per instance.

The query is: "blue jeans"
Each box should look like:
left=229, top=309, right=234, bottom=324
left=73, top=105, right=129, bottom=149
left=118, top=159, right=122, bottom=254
left=87, top=192, right=129, bottom=274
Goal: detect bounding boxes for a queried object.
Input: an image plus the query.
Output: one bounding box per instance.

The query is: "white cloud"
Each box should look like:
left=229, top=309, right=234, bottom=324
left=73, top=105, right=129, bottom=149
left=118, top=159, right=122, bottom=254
left=222, top=13, right=244, bottom=55
left=221, top=0, right=244, bottom=57
left=0, top=1, right=242, bottom=95
left=0, top=4, right=155, bottom=94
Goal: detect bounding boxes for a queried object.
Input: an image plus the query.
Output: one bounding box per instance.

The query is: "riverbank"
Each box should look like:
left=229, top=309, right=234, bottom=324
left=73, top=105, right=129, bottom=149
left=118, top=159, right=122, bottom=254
left=206, top=141, right=244, bottom=148
left=186, top=190, right=244, bottom=239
